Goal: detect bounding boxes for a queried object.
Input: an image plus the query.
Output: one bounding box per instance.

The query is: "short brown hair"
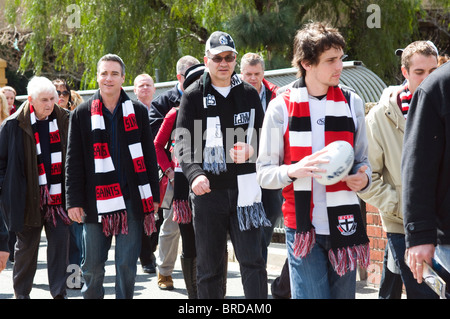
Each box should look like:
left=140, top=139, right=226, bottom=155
left=292, top=22, right=345, bottom=77
left=401, top=41, right=438, bottom=71
left=240, top=53, right=265, bottom=72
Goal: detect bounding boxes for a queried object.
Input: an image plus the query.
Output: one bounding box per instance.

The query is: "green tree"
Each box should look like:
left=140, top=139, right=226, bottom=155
left=4, top=0, right=448, bottom=90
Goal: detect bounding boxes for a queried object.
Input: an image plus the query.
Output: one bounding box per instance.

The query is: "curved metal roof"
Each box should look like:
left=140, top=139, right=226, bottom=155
left=15, top=61, right=387, bottom=104
left=264, top=61, right=387, bottom=104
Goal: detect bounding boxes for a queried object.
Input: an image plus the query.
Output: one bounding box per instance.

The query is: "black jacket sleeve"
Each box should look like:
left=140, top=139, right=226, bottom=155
left=402, top=85, right=443, bottom=248
left=175, top=89, right=205, bottom=187
left=65, top=106, right=87, bottom=210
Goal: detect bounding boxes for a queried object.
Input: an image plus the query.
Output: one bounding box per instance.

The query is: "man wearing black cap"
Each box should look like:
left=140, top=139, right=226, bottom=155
left=175, top=31, right=269, bottom=299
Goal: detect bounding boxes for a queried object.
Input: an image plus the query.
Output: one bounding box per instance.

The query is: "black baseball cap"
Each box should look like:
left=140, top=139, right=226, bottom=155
left=205, top=31, right=238, bottom=55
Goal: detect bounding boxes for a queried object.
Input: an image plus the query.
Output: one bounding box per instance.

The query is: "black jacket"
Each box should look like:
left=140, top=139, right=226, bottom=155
left=175, top=73, right=264, bottom=189
left=0, top=102, right=69, bottom=232
left=149, top=84, right=182, bottom=138
left=65, top=92, right=160, bottom=224
left=402, top=62, right=450, bottom=248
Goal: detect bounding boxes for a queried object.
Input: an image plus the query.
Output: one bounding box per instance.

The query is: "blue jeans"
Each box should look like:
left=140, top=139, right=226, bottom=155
left=190, top=188, right=267, bottom=299
left=386, top=233, right=437, bottom=299
left=81, top=199, right=143, bottom=299
left=285, top=227, right=356, bottom=299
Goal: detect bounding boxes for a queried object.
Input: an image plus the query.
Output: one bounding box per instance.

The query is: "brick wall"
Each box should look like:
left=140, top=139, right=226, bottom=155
left=365, top=203, right=387, bottom=286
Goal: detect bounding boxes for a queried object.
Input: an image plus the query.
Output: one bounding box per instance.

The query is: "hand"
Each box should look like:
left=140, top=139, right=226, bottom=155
left=68, top=207, right=85, bottom=224
left=192, top=175, right=211, bottom=196
left=153, top=202, right=160, bottom=213
left=406, top=244, right=435, bottom=284
left=0, top=251, right=9, bottom=273
left=229, top=142, right=254, bottom=164
left=287, top=149, right=329, bottom=180
left=165, top=167, right=175, bottom=182
left=341, top=165, right=369, bottom=191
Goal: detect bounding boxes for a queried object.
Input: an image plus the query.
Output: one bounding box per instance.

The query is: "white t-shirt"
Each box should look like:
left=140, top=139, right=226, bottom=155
left=309, top=95, right=330, bottom=235
left=212, top=85, right=231, bottom=98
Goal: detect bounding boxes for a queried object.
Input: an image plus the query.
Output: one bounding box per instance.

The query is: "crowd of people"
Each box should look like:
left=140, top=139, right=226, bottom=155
left=0, top=21, right=449, bottom=300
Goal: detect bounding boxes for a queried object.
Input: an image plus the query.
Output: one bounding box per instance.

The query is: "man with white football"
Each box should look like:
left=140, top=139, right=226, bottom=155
left=256, top=22, right=371, bottom=299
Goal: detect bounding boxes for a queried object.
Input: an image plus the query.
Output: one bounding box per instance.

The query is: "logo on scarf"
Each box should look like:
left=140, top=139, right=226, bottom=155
left=337, top=214, right=357, bottom=236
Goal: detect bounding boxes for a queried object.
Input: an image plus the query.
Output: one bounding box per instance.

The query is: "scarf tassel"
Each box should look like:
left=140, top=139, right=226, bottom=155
left=237, top=202, right=271, bottom=231
left=144, top=212, right=156, bottom=236
left=292, top=228, right=316, bottom=258
left=328, top=243, right=370, bottom=277
left=173, top=200, right=192, bottom=224
left=40, top=185, right=50, bottom=210
left=203, top=146, right=227, bottom=175
left=102, top=211, right=128, bottom=237
left=44, top=205, right=72, bottom=227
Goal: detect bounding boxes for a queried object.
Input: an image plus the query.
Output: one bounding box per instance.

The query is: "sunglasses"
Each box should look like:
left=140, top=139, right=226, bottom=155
left=209, top=55, right=236, bottom=63
left=57, top=90, right=70, bottom=97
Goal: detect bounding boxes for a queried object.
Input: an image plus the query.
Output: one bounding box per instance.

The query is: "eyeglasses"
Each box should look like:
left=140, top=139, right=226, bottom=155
left=208, top=55, right=236, bottom=63
left=57, top=90, right=70, bottom=97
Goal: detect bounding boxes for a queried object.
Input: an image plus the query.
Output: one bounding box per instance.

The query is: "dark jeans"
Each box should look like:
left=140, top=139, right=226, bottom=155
left=190, top=188, right=267, bottom=299
left=261, top=188, right=283, bottom=263
left=13, top=217, right=70, bottom=298
left=81, top=199, right=143, bottom=299
left=386, top=232, right=438, bottom=299
left=378, top=244, right=403, bottom=299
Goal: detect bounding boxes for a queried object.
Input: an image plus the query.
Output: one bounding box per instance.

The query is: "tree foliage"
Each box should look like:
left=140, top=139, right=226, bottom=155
left=3, top=0, right=448, bottom=90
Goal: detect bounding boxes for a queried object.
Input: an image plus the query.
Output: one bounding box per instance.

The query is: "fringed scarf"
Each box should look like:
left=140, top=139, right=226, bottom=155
left=168, top=109, right=192, bottom=224
left=90, top=89, right=156, bottom=237
left=202, top=72, right=271, bottom=231
left=286, top=78, right=370, bottom=276
left=30, top=104, right=71, bottom=227
left=399, top=84, right=411, bottom=119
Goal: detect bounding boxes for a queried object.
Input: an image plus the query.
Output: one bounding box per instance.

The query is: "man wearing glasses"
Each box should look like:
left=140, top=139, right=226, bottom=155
left=175, top=31, right=269, bottom=299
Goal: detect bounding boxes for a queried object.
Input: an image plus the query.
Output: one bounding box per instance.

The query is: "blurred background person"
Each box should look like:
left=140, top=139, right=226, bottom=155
left=52, top=79, right=73, bottom=110
left=1, top=86, right=17, bottom=114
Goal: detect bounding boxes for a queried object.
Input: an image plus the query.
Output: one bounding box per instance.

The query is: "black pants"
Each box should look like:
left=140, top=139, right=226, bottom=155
left=190, top=188, right=267, bottom=299
left=13, top=217, right=70, bottom=298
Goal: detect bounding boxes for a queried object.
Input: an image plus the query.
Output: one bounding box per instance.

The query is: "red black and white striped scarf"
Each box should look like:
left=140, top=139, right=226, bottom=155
left=30, top=104, right=70, bottom=227
left=399, top=84, right=411, bottom=119
left=285, top=78, right=369, bottom=276
left=91, top=89, right=156, bottom=237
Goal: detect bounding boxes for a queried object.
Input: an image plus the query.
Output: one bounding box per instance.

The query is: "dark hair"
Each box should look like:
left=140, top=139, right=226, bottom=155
left=52, top=78, right=73, bottom=109
left=292, top=22, right=346, bottom=77
left=97, top=54, right=126, bottom=76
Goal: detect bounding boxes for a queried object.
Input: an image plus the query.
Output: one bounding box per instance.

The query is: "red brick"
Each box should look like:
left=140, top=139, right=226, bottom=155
left=365, top=203, right=379, bottom=213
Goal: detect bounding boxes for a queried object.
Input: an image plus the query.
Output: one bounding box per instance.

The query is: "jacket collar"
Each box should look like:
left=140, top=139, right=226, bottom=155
left=382, top=85, right=405, bottom=132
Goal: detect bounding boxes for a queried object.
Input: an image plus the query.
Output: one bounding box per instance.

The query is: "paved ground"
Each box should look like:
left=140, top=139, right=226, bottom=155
left=0, top=233, right=380, bottom=300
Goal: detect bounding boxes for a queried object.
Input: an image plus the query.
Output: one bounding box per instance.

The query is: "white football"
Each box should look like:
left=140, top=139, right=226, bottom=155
left=314, top=140, right=354, bottom=185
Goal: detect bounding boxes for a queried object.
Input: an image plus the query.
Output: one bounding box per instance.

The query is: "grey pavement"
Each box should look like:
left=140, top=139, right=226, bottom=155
left=0, top=232, right=380, bottom=299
